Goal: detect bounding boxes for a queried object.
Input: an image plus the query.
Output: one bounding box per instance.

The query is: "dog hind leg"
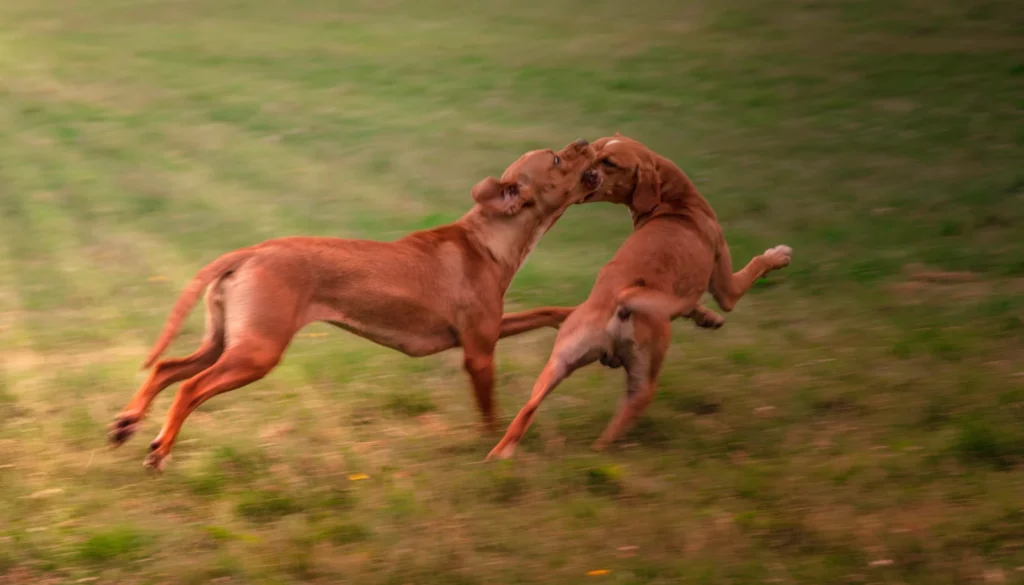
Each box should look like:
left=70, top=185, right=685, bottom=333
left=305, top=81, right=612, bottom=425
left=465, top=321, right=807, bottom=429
left=110, top=283, right=228, bottom=446
left=592, top=326, right=669, bottom=450
left=709, top=234, right=792, bottom=312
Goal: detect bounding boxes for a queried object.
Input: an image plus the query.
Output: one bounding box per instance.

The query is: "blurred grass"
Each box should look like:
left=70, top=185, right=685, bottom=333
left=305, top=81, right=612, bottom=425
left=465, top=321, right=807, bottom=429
left=0, top=0, right=1022, bottom=583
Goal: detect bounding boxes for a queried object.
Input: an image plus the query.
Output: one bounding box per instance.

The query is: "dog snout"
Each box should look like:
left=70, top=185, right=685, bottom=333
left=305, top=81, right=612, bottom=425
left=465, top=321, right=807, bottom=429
left=580, top=168, right=603, bottom=194
left=561, top=138, right=596, bottom=164
left=569, top=138, right=594, bottom=158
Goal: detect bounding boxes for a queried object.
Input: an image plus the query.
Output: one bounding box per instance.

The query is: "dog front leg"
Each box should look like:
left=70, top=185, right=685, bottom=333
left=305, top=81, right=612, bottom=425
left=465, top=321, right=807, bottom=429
left=498, top=307, right=576, bottom=339
left=460, top=325, right=500, bottom=433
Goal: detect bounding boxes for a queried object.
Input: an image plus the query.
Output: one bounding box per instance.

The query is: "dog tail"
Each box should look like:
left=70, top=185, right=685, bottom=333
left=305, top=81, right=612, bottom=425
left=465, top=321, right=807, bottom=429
left=615, top=285, right=700, bottom=322
left=141, top=248, right=256, bottom=369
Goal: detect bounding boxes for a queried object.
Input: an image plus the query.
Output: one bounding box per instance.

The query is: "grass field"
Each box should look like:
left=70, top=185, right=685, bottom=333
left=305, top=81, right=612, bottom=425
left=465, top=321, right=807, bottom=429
left=1, top=0, right=1023, bottom=583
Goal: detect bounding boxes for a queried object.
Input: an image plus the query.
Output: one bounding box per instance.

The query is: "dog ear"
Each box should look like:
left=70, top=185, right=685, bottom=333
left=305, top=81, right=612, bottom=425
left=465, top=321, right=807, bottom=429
left=631, top=158, right=661, bottom=215
left=472, top=177, right=523, bottom=215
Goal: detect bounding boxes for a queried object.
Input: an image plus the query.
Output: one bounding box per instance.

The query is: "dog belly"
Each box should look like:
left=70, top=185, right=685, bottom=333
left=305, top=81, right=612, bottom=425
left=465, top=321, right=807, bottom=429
left=307, top=302, right=458, bottom=358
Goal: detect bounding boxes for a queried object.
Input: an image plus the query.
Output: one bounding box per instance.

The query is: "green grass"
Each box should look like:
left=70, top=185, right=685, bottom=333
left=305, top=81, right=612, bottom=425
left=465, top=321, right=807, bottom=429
left=1, top=0, right=1022, bottom=583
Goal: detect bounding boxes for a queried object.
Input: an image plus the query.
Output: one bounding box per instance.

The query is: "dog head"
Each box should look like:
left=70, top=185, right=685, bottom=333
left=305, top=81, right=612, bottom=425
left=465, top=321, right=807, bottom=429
left=580, top=133, right=710, bottom=224
left=471, top=138, right=601, bottom=218
left=579, top=134, right=665, bottom=213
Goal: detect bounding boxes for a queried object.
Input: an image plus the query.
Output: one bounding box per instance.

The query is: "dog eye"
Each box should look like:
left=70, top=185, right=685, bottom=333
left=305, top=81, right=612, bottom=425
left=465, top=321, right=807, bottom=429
left=552, top=155, right=561, bottom=166
left=600, top=158, right=619, bottom=168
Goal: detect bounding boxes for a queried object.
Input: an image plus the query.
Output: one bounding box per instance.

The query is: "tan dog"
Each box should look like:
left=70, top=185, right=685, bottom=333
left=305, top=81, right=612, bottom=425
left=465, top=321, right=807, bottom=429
left=487, top=135, right=792, bottom=460
left=111, top=138, right=601, bottom=470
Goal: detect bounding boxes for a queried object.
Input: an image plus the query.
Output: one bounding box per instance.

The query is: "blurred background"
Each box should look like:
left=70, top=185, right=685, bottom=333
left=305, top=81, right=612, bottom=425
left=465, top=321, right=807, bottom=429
left=0, top=0, right=1022, bottom=583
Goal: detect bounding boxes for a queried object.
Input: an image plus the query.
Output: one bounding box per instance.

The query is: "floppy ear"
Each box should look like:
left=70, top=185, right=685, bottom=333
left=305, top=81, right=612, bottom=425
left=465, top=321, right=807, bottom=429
left=472, top=176, right=523, bottom=215
left=631, top=157, right=661, bottom=215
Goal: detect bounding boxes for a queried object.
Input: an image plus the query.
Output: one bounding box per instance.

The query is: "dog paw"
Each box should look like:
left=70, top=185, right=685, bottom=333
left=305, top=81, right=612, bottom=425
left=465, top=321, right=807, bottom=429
left=485, top=443, right=517, bottom=462
left=694, top=312, right=726, bottom=329
left=108, top=414, right=140, bottom=447
left=764, top=245, right=793, bottom=270
left=143, top=450, right=169, bottom=473
left=143, top=439, right=170, bottom=472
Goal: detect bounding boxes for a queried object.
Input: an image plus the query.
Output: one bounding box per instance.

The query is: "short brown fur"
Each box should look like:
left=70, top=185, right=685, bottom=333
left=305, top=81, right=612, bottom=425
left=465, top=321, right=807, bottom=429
left=112, top=139, right=601, bottom=471
left=487, top=135, right=792, bottom=460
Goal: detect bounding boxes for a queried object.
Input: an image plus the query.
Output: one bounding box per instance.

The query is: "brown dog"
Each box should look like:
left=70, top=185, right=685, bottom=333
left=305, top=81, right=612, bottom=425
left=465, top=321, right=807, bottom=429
left=486, top=135, right=792, bottom=460
left=111, top=138, right=600, bottom=470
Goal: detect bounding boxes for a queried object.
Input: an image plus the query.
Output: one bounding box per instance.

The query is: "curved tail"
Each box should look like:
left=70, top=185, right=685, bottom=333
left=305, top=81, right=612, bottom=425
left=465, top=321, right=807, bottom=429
left=141, top=248, right=256, bottom=369
left=615, top=286, right=701, bottom=322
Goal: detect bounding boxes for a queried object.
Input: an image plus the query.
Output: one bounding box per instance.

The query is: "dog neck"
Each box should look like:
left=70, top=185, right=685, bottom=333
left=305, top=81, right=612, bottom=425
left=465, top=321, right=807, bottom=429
left=630, top=158, right=718, bottom=234
left=459, top=205, right=567, bottom=289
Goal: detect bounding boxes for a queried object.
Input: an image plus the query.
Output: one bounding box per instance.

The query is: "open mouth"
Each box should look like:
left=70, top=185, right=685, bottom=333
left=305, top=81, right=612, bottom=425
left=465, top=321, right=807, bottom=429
left=575, top=170, right=602, bottom=204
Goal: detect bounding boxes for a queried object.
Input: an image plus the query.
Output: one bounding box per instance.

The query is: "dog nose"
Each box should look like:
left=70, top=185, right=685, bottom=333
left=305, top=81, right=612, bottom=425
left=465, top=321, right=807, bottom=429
left=573, top=138, right=589, bottom=148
